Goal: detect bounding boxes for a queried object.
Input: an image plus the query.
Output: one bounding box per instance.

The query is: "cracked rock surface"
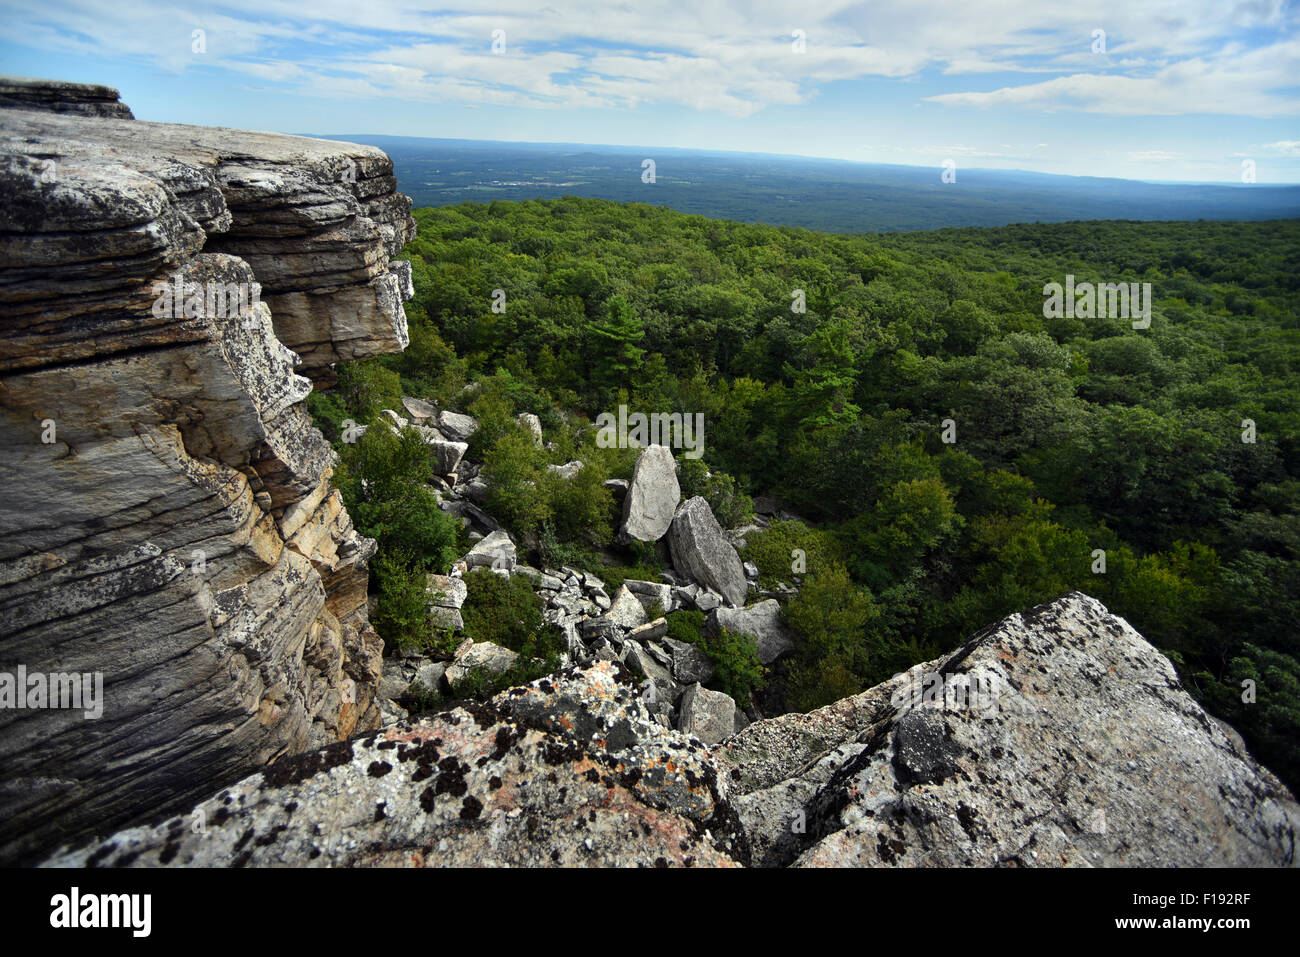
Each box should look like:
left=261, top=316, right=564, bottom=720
left=43, top=593, right=1300, bottom=867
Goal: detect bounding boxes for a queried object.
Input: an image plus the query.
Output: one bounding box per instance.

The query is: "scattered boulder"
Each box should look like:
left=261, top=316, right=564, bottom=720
left=627, top=618, right=669, bottom=645
left=402, top=396, right=437, bottom=421
left=444, top=640, right=518, bottom=689
left=620, top=445, right=681, bottom=543
left=624, top=579, right=676, bottom=614
left=517, top=413, right=543, bottom=447
left=426, top=574, right=469, bottom=632
left=604, top=478, right=629, bottom=502
left=547, top=460, right=584, bottom=480
left=623, top=641, right=672, bottom=683
left=663, top=637, right=715, bottom=684
left=463, top=531, right=516, bottom=573
left=708, top=600, right=795, bottom=665
left=430, top=439, right=468, bottom=476
left=667, top=497, right=748, bottom=606
left=678, top=683, right=736, bottom=745
left=413, top=661, right=447, bottom=693
left=606, top=584, right=650, bottom=630
left=438, top=410, right=478, bottom=442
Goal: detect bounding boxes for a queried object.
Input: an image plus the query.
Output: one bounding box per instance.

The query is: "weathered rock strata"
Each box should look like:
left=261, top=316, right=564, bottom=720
left=0, top=83, right=414, bottom=863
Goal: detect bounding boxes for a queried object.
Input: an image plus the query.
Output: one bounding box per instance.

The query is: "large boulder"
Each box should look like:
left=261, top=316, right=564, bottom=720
left=426, top=574, right=468, bottom=633
left=678, top=683, right=736, bottom=745
left=667, top=497, right=747, bottom=606
left=620, top=445, right=680, bottom=543
left=718, top=592, right=1300, bottom=868
left=708, top=599, right=795, bottom=665
left=438, top=410, right=478, bottom=442
left=429, top=439, right=468, bottom=477
left=444, top=640, right=518, bottom=689
left=402, top=396, right=436, bottom=421
left=463, top=530, right=516, bottom=573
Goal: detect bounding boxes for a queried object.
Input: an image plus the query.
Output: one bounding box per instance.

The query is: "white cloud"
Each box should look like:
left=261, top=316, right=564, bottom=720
left=0, top=0, right=1295, bottom=117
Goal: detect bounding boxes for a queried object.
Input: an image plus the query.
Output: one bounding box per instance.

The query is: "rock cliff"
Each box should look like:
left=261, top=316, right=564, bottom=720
left=43, top=593, right=1300, bottom=867
left=0, top=80, right=414, bottom=863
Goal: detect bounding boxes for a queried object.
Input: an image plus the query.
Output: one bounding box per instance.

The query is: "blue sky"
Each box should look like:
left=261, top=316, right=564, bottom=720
left=1, top=0, right=1297, bottom=182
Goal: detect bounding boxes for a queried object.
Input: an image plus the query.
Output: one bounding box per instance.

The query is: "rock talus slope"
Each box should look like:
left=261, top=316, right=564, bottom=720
left=0, top=82, right=414, bottom=862
left=44, top=593, right=1300, bottom=867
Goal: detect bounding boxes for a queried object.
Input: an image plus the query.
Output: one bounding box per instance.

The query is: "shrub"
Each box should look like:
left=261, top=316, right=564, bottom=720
left=665, top=609, right=763, bottom=707
left=370, top=551, right=452, bottom=653
left=699, top=628, right=764, bottom=707
left=678, top=457, right=754, bottom=528
left=782, top=562, right=879, bottom=711
left=743, top=519, right=845, bottom=589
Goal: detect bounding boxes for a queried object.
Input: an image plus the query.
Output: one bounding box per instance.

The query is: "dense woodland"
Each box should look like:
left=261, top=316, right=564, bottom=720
left=308, top=198, right=1300, bottom=794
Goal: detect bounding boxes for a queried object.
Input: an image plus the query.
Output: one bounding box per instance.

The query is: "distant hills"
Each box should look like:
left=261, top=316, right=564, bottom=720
left=315, top=134, right=1300, bottom=233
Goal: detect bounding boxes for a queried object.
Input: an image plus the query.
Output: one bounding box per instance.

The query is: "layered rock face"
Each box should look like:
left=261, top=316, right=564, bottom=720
left=0, top=76, right=135, bottom=119
left=0, top=82, right=415, bottom=863
left=45, top=593, right=1300, bottom=867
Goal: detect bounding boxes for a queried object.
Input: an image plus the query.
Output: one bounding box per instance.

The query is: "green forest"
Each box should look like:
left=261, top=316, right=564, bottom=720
left=308, top=197, right=1300, bottom=794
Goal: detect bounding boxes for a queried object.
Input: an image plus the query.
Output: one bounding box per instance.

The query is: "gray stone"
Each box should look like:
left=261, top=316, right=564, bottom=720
left=402, top=396, right=436, bottom=421
left=438, top=410, right=478, bottom=442
left=620, top=445, right=681, bottom=543
left=605, top=585, right=649, bottom=630
left=708, top=600, right=795, bottom=665
left=547, top=460, right=584, bottom=480
left=464, top=530, right=516, bottom=573
left=627, top=618, right=669, bottom=644
left=623, top=641, right=672, bottom=683
left=517, top=412, right=543, bottom=447
left=667, top=497, right=748, bottom=606
left=624, top=579, right=676, bottom=614
left=444, top=640, right=518, bottom=688
left=430, top=439, right=468, bottom=476
left=663, top=637, right=715, bottom=684
left=678, top=683, right=735, bottom=745
left=414, top=661, right=447, bottom=692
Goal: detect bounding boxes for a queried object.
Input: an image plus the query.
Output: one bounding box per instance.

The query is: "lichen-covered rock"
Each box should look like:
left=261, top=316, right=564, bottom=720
left=0, top=89, right=413, bottom=863
left=668, top=497, right=747, bottom=606
left=720, top=592, right=1300, bottom=868
left=620, top=445, right=680, bottom=543
left=42, top=664, right=739, bottom=867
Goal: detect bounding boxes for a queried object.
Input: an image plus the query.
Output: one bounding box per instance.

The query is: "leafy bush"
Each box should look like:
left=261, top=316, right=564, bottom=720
left=743, top=519, right=845, bottom=588
left=370, top=551, right=453, bottom=654
left=665, top=609, right=763, bottom=707
left=678, top=457, right=754, bottom=528
left=783, top=563, right=879, bottom=711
